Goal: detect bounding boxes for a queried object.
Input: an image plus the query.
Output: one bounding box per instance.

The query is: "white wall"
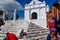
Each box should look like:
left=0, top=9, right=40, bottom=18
left=25, top=9, right=30, bottom=21
left=25, top=0, right=48, bottom=28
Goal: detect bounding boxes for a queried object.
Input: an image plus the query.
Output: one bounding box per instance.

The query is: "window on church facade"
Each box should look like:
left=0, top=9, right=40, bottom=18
left=31, top=12, right=37, bottom=19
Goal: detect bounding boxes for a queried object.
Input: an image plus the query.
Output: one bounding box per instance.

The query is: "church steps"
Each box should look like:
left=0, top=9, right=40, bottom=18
left=0, top=20, right=30, bottom=40
left=27, top=29, right=47, bottom=32
left=25, top=34, right=47, bottom=38
left=0, top=31, right=7, bottom=34
left=24, top=35, right=47, bottom=40
left=0, top=37, right=5, bottom=40
left=26, top=32, right=48, bottom=37
left=23, top=22, right=49, bottom=40
left=0, top=31, right=6, bottom=40
left=0, top=20, right=49, bottom=40
left=27, top=32, right=48, bottom=35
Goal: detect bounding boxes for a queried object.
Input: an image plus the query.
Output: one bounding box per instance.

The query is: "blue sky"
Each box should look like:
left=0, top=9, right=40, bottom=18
left=16, top=0, right=58, bottom=19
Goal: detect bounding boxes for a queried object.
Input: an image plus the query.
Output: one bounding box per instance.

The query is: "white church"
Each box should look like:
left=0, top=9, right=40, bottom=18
left=25, top=0, right=49, bottom=28
left=0, top=0, right=49, bottom=40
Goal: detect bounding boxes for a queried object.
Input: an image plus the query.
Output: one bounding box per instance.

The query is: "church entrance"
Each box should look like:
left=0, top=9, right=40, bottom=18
left=31, top=12, right=37, bottom=19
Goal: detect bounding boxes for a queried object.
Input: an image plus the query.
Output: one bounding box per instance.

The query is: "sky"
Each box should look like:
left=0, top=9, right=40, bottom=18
left=0, top=0, right=58, bottom=19
left=16, top=0, right=58, bottom=7
left=16, top=0, right=58, bottom=19
left=0, top=0, right=23, bottom=10
left=0, top=0, right=23, bottom=19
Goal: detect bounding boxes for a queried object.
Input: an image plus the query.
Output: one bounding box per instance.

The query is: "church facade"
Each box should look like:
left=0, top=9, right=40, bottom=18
left=0, top=0, right=49, bottom=28
left=25, top=0, right=49, bottom=28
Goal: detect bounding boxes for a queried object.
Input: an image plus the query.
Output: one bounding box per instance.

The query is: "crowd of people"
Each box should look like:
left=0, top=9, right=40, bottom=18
left=47, top=17, right=60, bottom=40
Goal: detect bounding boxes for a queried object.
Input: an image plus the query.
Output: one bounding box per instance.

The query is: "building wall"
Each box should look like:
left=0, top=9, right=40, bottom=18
left=25, top=0, right=48, bottom=28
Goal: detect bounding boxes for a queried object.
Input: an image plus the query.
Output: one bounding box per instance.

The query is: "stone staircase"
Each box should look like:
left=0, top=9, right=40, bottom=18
left=23, top=22, right=49, bottom=40
left=0, top=20, right=30, bottom=40
left=0, top=31, right=7, bottom=40
left=0, top=20, right=49, bottom=40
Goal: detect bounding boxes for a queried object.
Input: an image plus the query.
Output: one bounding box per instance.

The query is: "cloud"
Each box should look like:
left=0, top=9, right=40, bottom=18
left=0, top=0, right=24, bottom=11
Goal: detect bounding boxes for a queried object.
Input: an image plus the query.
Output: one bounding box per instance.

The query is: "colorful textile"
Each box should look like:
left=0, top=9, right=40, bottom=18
left=50, top=27, right=57, bottom=32
left=48, top=20, right=55, bottom=28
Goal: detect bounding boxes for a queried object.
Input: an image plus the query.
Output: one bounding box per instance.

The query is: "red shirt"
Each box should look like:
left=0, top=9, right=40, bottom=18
left=48, top=21, right=55, bottom=28
left=6, top=33, right=18, bottom=40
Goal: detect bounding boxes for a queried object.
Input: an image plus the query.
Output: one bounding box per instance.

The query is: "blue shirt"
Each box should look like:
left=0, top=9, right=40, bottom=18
left=46, top=33, right=51, bottom=40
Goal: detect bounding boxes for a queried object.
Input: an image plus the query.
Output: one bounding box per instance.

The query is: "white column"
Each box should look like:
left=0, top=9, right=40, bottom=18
left=46, top=5, right=49, bottom=12
left=3, top=11, right=5, bottom=21
left=14, top=9, right=16, bottom=21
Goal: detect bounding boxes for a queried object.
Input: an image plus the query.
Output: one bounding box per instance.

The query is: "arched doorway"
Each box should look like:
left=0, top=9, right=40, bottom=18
left=31, top=12, right=37, bottom=19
